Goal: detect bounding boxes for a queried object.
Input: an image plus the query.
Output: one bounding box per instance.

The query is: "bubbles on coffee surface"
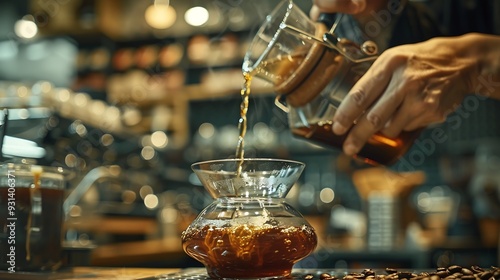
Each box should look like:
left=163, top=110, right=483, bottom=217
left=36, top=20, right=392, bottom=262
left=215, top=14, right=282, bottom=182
left=182, top=221, right=317, bottom=278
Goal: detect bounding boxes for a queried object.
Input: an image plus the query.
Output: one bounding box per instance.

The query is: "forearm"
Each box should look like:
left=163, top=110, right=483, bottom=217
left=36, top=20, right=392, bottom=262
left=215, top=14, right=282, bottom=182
left=461, top=33, right=500, bottom=99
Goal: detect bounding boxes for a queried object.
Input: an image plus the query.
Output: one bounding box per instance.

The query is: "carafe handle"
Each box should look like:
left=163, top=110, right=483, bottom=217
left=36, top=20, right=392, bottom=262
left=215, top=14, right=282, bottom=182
left=317, top=13, right=342, bottom=34
left=317, top=13, right=379, bottom=62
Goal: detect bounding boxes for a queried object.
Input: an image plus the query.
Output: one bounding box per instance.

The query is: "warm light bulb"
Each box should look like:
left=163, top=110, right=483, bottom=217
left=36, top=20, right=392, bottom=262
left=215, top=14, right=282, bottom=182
left=14, top=19, right=38, bottom=39
left=185, top=6, right=209, bottom=27
left=145, top=4, right=176, bottom=29
left=151, top=131, right=168, bottom=148
left=319, top=188, right=335, bottom=204
left=144, top=194, right=159, bottom=209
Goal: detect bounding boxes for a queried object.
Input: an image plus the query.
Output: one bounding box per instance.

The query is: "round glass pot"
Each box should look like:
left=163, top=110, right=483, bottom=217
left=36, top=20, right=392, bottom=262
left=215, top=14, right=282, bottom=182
left=181, top=158, right=317, bottom=279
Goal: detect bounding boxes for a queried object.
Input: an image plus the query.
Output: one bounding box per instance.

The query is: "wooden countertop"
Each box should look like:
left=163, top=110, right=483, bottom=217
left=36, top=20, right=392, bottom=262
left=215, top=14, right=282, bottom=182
left=90, top=237, right=185, bottom=267
left=68, top=267, right=180, bottom=279
left=0, top=267, right=181, bottom=280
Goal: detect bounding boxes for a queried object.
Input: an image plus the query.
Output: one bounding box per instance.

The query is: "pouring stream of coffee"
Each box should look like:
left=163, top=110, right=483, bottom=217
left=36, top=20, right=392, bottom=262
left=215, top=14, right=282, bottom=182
left=235, top=72, right=252, bottom=175
left=234, top=14, right=343, bottom=169
left=233, top=15, right=341, bottom=169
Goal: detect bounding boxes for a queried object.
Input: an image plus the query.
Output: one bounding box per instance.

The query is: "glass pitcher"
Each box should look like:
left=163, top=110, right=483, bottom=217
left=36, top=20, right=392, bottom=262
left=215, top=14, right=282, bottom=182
left=243, top=0, right=421, bottom=166
left=0, top=163, right=70, bottom=272
left=181, top=158, right=317, bottom=279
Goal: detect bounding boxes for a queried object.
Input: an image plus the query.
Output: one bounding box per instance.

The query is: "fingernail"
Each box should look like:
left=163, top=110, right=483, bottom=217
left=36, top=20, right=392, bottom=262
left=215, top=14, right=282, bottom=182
left=332, top=122, right=347, bottom=135
left=344, top=143, right=359, bottom=156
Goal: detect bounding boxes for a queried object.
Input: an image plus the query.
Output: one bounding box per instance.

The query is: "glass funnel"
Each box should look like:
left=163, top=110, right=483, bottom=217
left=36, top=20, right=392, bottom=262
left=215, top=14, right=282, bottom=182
left=181, top=158, right=317, bottom=279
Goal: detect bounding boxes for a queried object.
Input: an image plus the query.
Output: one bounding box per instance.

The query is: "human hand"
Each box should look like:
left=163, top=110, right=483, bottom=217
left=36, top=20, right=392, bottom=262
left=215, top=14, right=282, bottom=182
left=332, top=35, right=479, bottom=156
left=310, top=0, right=389, bottom=22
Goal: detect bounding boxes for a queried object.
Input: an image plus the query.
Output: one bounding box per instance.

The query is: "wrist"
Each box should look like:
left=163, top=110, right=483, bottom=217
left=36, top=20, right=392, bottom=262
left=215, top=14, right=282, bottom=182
left=460, top=33, right=500, bottom=97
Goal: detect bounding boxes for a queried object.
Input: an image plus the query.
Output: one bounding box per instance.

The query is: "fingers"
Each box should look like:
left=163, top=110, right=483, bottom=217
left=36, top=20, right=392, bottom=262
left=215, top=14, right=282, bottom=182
left=377, top=73, right=425, bottom=137
left=382, top=99, right=425, bottom=137
left=339, top=68, right=408, bottom=155
left=384, top=77, right=453, bottom=134
left=338, top=62, right=448, bottom=156
left=310, top=6, right=321, bottom=20
left=398, top=98, right=448, bottom=132
left=332, top=52, right=398, bottom=136
left=311, top=0, right=366, bottom=17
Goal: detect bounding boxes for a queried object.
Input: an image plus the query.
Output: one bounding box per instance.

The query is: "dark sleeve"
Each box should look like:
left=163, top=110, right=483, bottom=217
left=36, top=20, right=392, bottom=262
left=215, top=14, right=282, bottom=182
left=388, top=2, right=444, bottom=48
left=439, top=0, right=499, bottom=36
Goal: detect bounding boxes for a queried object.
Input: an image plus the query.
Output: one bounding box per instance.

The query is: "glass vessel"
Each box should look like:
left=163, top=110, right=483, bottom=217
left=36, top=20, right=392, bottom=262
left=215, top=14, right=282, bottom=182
left=0, top=163, right=68, bottom=272
left=181, top=158, right=317, bottom=279
left=243, top=0, right=420, bottom=166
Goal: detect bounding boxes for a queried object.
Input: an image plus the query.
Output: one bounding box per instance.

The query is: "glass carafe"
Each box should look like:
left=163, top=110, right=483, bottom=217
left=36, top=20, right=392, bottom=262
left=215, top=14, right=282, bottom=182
left=181, top=158, right=317, bottom=279
left=243, top=0, right=421, bottom=166
left=0, top=163, right=69, bottom=272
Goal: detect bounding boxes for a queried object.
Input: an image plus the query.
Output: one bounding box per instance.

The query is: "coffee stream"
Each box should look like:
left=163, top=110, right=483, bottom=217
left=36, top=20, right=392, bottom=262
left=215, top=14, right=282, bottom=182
left=235, top=72, right=252, bottom=174
left=235, top=72, right=251, bottom=160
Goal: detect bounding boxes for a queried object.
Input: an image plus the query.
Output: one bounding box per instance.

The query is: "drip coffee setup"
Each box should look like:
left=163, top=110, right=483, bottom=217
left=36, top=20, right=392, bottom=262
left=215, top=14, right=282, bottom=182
left=0, top=0, right=498, bottom=279
left=179, top=0, right=433, bottom=277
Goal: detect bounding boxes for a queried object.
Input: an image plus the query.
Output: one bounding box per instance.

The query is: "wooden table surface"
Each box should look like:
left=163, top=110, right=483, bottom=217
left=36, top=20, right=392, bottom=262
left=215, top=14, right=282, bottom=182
left=68, top=267, right=181, bottom=279
left=1, top=267, right=181, bottom=280
left=90, top=236, right=185, bottom=266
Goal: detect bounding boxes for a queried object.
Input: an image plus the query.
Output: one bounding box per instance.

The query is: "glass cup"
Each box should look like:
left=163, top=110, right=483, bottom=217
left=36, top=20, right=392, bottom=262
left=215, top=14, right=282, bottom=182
left=243, top=0, right=420, bottom=166
left=181, top=158, right=317, bottom=279
left=0, top=163, right=69, bottom=272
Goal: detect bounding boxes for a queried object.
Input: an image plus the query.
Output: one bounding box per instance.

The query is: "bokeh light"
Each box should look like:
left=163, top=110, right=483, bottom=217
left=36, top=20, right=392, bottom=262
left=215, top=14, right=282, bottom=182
left=185, top=6, right=209, bottom=27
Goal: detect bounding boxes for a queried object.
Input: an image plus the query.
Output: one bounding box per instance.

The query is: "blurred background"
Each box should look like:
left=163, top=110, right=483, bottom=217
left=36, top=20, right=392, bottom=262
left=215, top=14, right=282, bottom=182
left=0, top=0, right=498, bottom=270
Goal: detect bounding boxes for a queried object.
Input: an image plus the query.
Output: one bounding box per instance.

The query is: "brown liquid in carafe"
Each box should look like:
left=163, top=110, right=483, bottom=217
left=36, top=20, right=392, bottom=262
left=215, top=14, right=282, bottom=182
left=0, top=187, right=64, bottom=271
left=292, top=121, right=421, bottom=166
left=26, top=167, right=42, bottom=262
left=182, top=223, right=317, bottom=278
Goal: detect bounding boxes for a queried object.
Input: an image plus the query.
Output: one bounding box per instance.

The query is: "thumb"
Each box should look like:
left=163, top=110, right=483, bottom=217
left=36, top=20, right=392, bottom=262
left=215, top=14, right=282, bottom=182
left=312, top=0, right=366, bottom=15
left=310, top=5, right=321, bottom=20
